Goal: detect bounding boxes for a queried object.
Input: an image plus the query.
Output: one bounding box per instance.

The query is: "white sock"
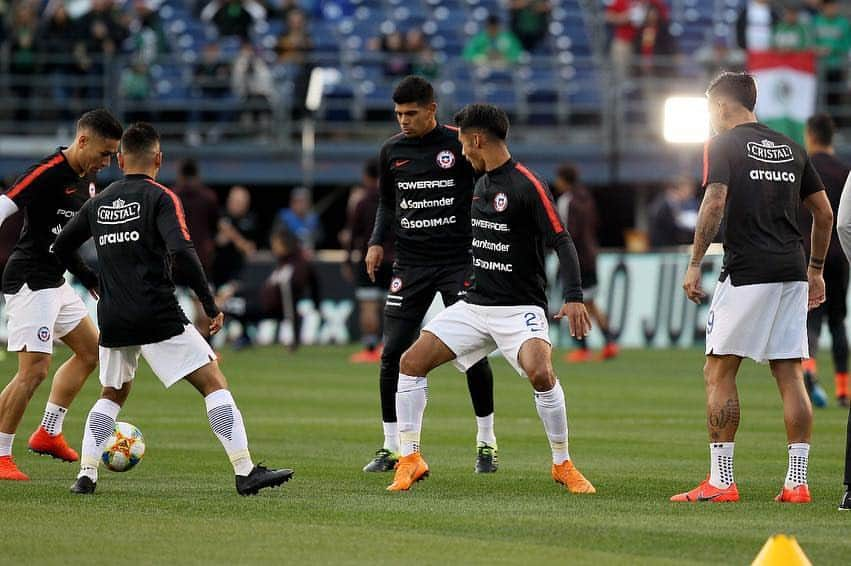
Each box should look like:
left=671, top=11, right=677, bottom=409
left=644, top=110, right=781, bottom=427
left=476, top=414, right=496, bottom=447
left=785, top=443, right=810, bottom=489
left=396, top=373, right=427, bottom=457
left=79, top=399, right=121, bottom=481
left=382, top=421, right=398, bottom=453
left=0, top=432, right=14, bottom=457
left=41, top=402, right=68, bottom=436
left=709, top=442, right=735, bottom=489
left=205, top=389, right=254, bottom=476
left=534, top=380, right=570, bottom=464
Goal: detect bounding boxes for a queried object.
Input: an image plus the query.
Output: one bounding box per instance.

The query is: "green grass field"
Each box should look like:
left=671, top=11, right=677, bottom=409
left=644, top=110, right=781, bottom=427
left=1, top=345, right=849, bottom=565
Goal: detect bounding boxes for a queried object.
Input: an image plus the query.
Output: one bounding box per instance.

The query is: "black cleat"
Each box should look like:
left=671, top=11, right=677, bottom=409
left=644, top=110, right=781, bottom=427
left=236, top=464, right=293, bottom=496
left=362, top=448, right=399, bottom=472
left=70, top=476, right=96, bottom=495
left=475, top=444, right=499, bottom=473
left=840, top=489, right=851, bottom=511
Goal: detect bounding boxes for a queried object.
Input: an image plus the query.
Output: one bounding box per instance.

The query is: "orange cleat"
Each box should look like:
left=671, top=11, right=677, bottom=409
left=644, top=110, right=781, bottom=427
left=387, top=452, right=429, bottom=491
left=775, top=484, right=811, bottom=503
left=28, top=427, right=79, bottom=462
left=552, top=460, right=596, bottom=494
left=801, top=358, right=817, bottom=375
left=0, top=455, right=29, bottom=481
left=564, top=349, right=593, bottom=363
left=599, top=342, right=620, bottom=360
left=670, top=478, right=739, bottom=502
left=349, top=348, right=382, bottom=364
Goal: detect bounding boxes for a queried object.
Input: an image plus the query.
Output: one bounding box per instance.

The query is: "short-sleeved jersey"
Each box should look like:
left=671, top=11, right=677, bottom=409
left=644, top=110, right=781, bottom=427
left=59, top=174, right=196, bottom=347
left=369, top=124, right=476, bottom=266
left=703, top=122, right=824, bottom=285
left=466, top=159, right=582, bottom=310
left=800, top=151, right=849, bottom=262
left=1, top=149, right=89, bottom=294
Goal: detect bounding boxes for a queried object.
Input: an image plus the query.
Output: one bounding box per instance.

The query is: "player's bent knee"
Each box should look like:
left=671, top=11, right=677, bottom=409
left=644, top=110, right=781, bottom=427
left=399, top=349, right=425, bottom=377
left=527, top=366, right=555, bottom=391
left=101, top=385, right=130, bottom=406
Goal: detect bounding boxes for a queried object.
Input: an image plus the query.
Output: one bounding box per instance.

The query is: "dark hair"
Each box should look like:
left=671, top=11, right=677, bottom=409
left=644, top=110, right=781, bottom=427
left=180, top=158, right=199, bottom=178
left=77, top=108, right=123, bottom=140
left=706, top=72, right=757, bottom=112
left=556, top=163, right=578, bottom=185
left=453, top=103, right=510, bottom=140
left=120, top=122, right=160, bottom=156
left=364, top=157, right=379, bottom=180
left=486, top=14, right=501, bottom=26
left=806, top=113, right=835, bottom=146
left=392, top=75, right=435, bottom=106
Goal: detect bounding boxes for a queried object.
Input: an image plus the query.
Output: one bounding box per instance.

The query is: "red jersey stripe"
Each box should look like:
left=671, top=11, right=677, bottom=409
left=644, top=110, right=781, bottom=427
left=444, top=124, right=459, bottom=131
left=6, top=154, right=66, bottom=200
left=515, top=162, right=564, bottom=234
left=702, top=139, right=710, bottom=187
left=145, top=178, right=191, bottom=240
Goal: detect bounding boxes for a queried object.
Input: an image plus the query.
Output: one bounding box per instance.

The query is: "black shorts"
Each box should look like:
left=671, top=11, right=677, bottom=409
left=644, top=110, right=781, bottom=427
left=384, top=263, right=472, bottom=322
left=355, top=261, right=393, bottom=301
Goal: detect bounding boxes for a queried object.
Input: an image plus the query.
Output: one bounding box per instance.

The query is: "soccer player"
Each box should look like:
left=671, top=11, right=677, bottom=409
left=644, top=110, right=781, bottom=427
left=52, top=123, right=292, bottom=495
left=834, top=149, right=851, bottom=511
left=671, top=72, right=833, bottom=504
left=0, top=109, right=122, bottom=481
left=385, top=103, right=596, bottom=493
left=799, top=114, right=850, bottom=408
left=364, top=76, right=498, bottom=473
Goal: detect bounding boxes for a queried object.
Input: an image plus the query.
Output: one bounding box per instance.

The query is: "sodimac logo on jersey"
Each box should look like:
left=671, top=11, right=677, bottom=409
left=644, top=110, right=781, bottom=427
left=746, top=139, right=794, bottom=164
left=97, top=198, right=141, bottom=225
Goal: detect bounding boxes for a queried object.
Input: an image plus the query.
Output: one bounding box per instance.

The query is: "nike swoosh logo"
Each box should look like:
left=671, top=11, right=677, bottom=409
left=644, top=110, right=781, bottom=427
left=696, top=492, right=722, bottom=501
left=65, top=187, right=76, bottom=195
left=394, top=160, right=411, bottom=168
left=472, top=196, right=480, bottom=201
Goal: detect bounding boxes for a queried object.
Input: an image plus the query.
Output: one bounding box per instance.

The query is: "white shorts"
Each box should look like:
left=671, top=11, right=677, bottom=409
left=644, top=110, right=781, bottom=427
left=4, top=282, right=89, bottom=354
left=99, top=325, right=217, bottom=389
left=705, top=278, right=808, bottom=363
left=423, top=301, right=551, bottom=377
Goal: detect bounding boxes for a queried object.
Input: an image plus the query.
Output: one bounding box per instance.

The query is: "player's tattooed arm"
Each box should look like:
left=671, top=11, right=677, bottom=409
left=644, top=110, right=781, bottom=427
left=689, top=182, right=727, bottom=268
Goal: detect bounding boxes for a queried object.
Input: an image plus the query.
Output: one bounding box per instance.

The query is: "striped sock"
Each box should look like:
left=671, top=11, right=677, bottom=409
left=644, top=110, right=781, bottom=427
left=205, top=389, right=253, bottom=476
left=79, top=399, right=121, bottom=481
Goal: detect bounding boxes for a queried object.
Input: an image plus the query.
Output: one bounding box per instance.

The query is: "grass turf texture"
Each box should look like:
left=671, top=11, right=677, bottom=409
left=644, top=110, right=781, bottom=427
left=1, top=346, right=849, bottom=565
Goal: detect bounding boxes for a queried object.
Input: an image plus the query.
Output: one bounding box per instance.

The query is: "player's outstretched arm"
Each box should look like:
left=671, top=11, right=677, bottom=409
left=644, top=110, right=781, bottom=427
left=52, top=200, right=99, bottom=294
left=683, top=182, right=727, bottom=304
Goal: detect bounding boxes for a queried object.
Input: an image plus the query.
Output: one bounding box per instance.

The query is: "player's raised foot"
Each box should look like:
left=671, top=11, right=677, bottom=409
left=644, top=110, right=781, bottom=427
left=599, top=342, right=620, bottom=360
left=475, top=443, right=498, bottom=473
left=551, top=460, right=595, bottom=494
left=839, top=488, right=851, bottom=511
left=775, top=484, right=811, bottom=503
left=69, top=476, right=96, bottom=494
left=236, top=464, right=294, bottom=496
left=387, top=453, right=429, bottom=491
left=670, top=478, right=739, bottom=502
left=28, top=427, right=79, bottom=462
left=838, top=395, right=849, bottom=408
left=363, top=448, right=399, bottom=472
left=349, top=349, right=382, bottom=364
left=564, top=349, right=593, bottom=363
left=0, top=455, right=29, bottom=481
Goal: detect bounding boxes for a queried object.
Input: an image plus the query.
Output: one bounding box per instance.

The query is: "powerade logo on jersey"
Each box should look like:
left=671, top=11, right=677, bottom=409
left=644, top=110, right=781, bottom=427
left=746, top=140, right=794, bottom=164
left=471, top=218, right=510, bottom=232
left=749, top=170, right=797, bottom=182
left=97, top=198, right=141, bottom=225
left=400, top=216, right=456, bottom=229
left=56, top=209, right=76, bottom=218
left=99, top=231, right=140, bottom=245
left=399, top=197, right=455, bottom=210
left=397, top=179, right=456, bottom=191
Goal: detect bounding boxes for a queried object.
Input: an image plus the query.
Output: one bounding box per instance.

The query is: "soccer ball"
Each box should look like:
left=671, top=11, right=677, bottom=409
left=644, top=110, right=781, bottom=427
left=102, top=421, right=145, bottom=472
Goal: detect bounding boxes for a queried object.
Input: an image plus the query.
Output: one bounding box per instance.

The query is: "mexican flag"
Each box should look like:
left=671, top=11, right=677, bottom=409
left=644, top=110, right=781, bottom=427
left=748, top=51, right=816, bottom=145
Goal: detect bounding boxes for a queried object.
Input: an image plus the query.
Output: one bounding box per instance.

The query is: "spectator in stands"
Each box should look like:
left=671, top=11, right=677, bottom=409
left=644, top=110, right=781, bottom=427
left=276, top=187, right=322, bottom=253
left=370, top=30, right=412, bottom=77
left=774, top=4, right=812, bottom=51
left=40, top=2, right=86, bottom=122
left=633, top=2, right=678, bottom=77
left=605, top=0, right=667, bottom=80
left=232, top=41, right=276, bottom=129
left=509, top=0, right=551, bottom=52
left=695, top=34, right=746, bottom=79
left=406, top=29, right=439, bottom=79
left=260, top=227, right=320, bottom=352
left=463, top=14, right=524, bottom=69
left=812, top=0, right=851, bottom=116
left=201, top=0, right=267, bottom=40
left=214, top=185, right=260, bottom=288
left=275, top=8, right=312, bottom=63
left=648, top=176, right=699, bottom=247
left=735, top=0, right=779, bottom=51
left=119, top=59, right=153, bottom=122
left=6, top=1, right=40, bottom=122
left=79, top=0, right=129, bottom=58
left=190, top=42, right=232, bottom=144
left=127, top=0, right=169, bottom=64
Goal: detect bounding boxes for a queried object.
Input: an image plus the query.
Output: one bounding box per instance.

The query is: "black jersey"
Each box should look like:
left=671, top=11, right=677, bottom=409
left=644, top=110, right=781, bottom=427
left=802, top=152, right=849, bottom=262
left=1, top=149, right=90, bottom=294
left=465, top=159, right=583, bottom=310
left=53, top=174, right=219, bottom=348
left=703, top=122, right=824, bottom=285
left=369, top=124, right=476, bottom=266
